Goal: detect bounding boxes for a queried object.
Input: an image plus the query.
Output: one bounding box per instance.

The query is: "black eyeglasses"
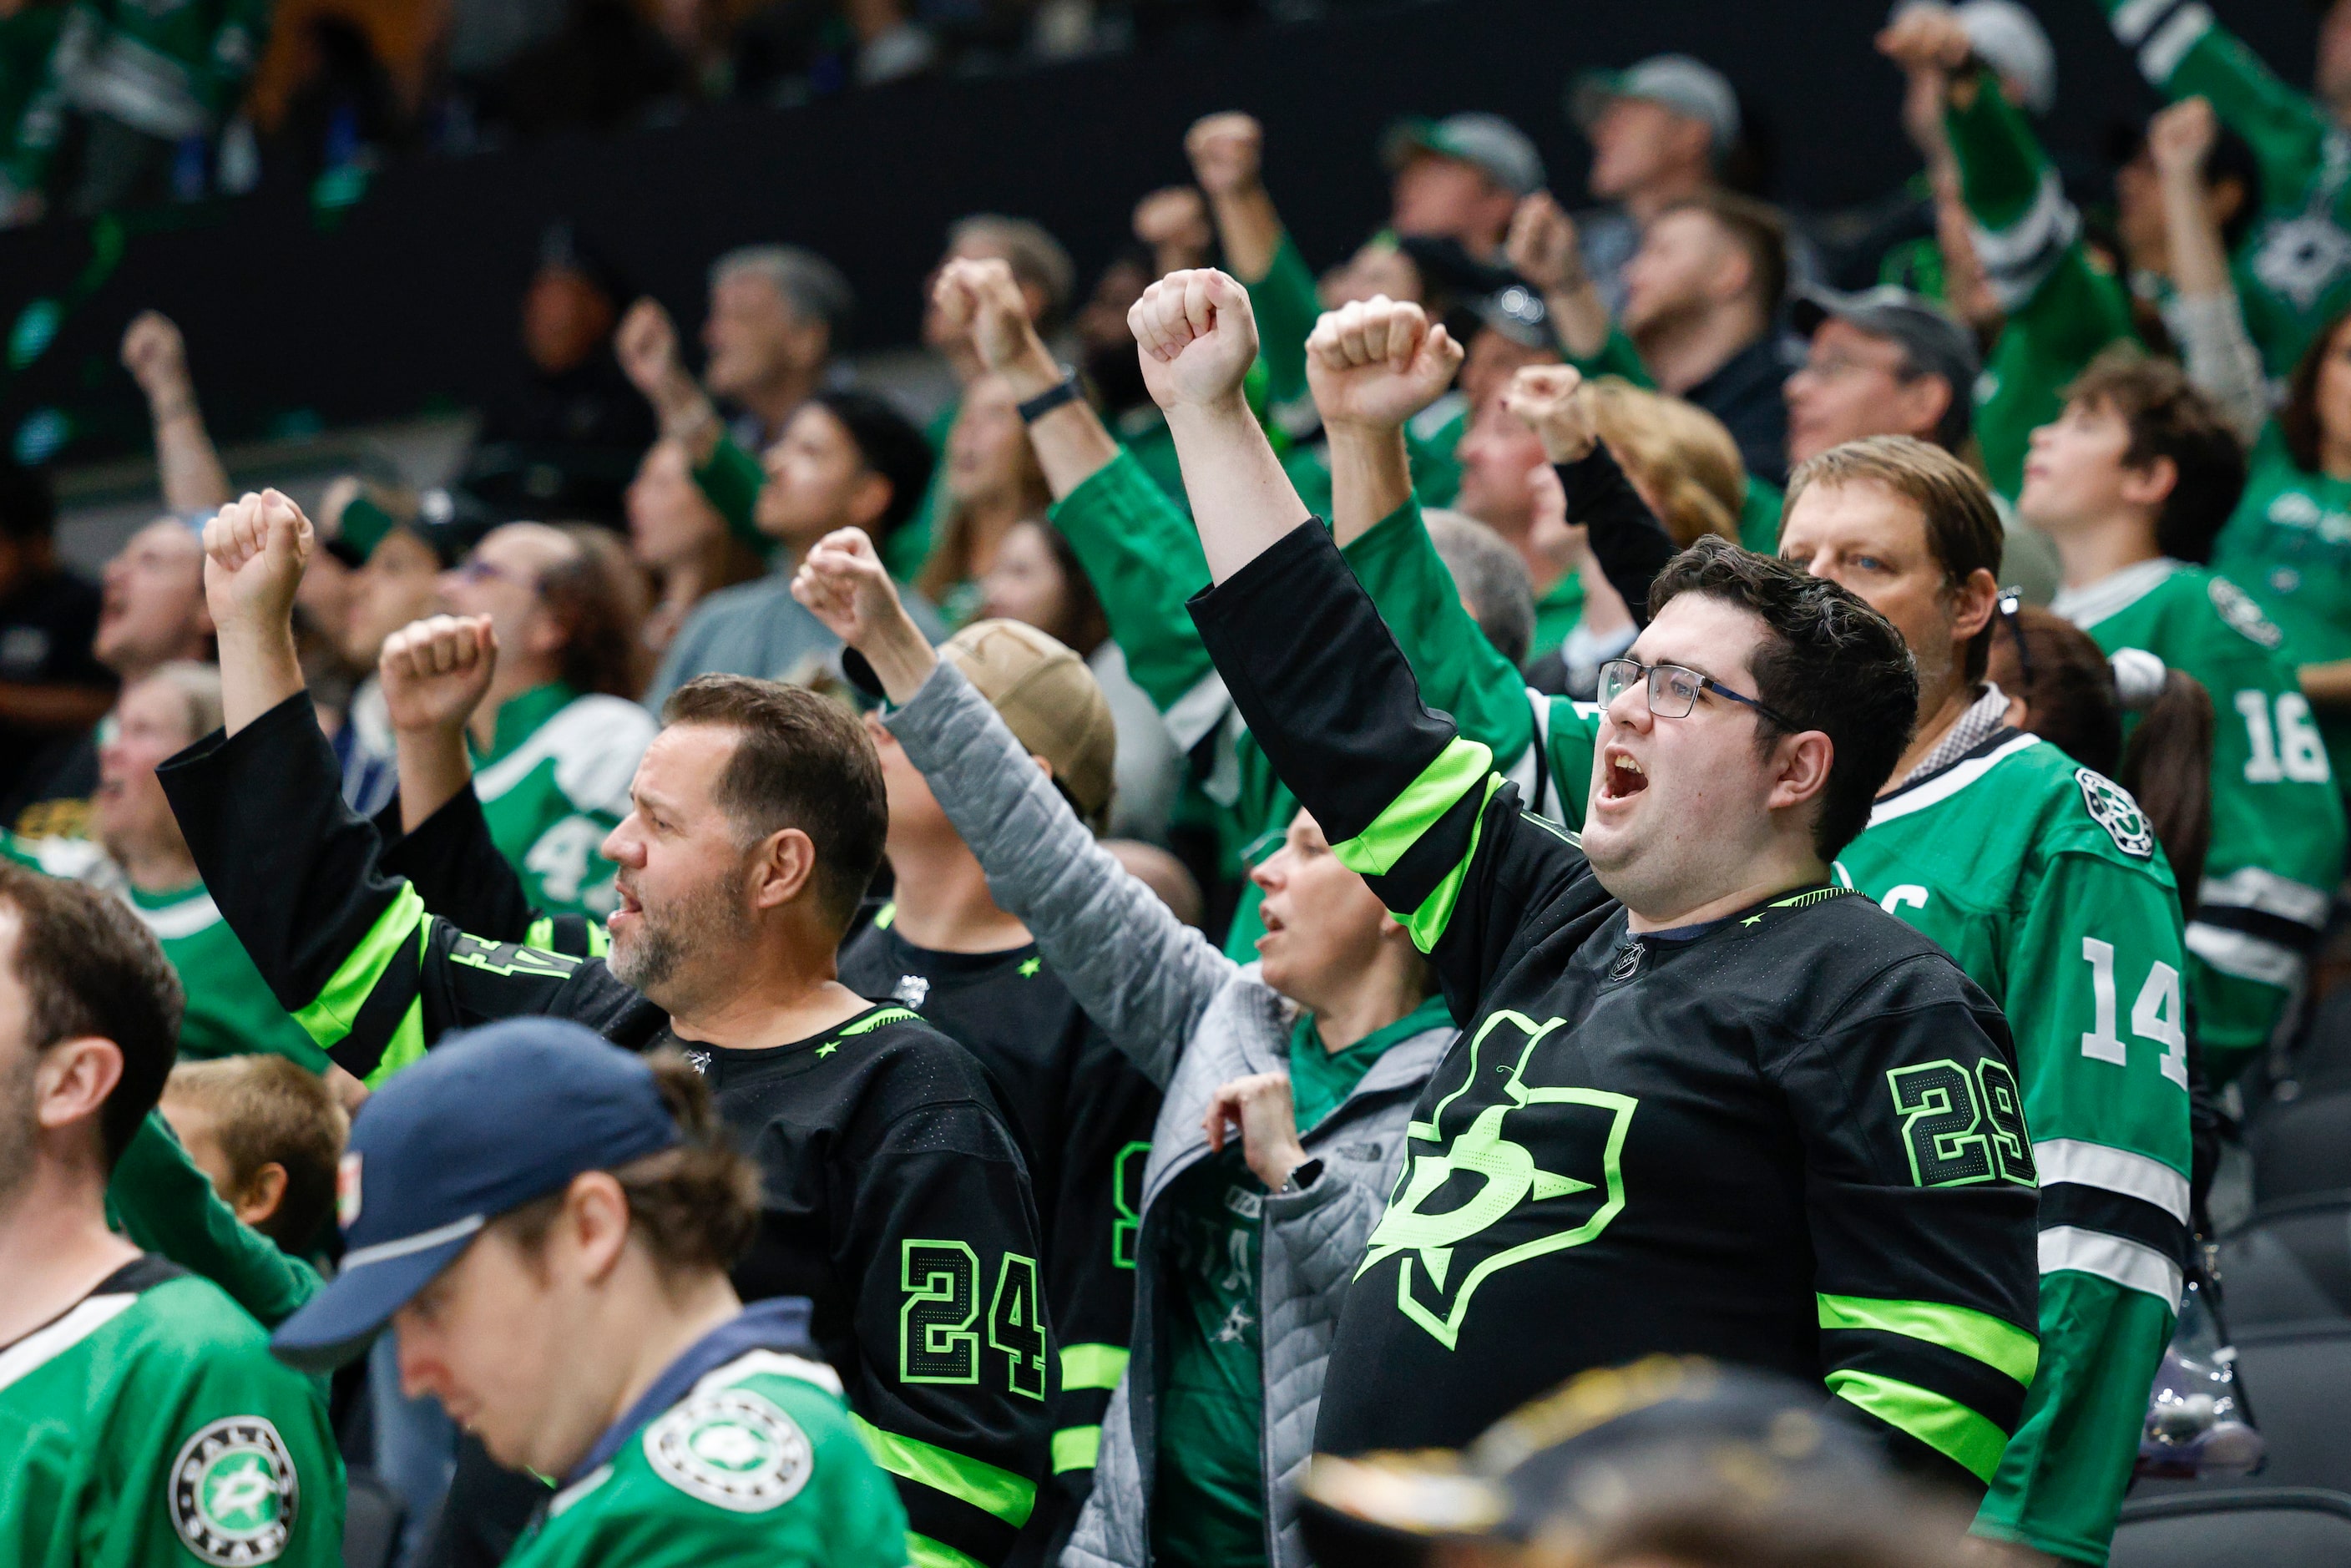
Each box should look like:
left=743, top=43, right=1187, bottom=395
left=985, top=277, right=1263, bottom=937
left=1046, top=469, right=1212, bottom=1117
left=1597, top=658, right=1802, bottom=731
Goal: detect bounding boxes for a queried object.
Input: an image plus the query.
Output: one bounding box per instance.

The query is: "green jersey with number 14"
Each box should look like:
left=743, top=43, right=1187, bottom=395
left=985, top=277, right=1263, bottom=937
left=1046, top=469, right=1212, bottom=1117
left=0, top=1255, right=342, bottom=1568
left=1834, top=729, right=2191, bottom=1565
left=2055, top=559, right=2348, bottom=1078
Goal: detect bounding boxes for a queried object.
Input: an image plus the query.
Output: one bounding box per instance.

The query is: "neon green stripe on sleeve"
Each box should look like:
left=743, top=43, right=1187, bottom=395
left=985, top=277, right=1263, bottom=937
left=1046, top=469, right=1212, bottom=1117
left=1817, top=1294, right=2039, bottom=1385
left=1405, top=774, right=1504, bottom=953
left=1826, top=1369, right=2011, bottom=1483
left=1059, top=1344, right=1129, bottom=1391
left=906, top=1532, right=987, bottom=1568
left=1332, top=737, right=1493, bottom=877
left=1050, top=1426, right=1101, bottom=1474
left=295, top=885, right=426, bottom=1050
left=851, top=1415, right=1037, bottom=1527
left=362, top=998, right=428, bottom=1090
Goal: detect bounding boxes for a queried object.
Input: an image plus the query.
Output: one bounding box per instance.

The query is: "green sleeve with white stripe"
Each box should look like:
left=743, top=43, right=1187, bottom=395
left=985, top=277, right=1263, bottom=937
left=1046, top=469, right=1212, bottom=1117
left=1978, top=851, right=2188, bottom=1561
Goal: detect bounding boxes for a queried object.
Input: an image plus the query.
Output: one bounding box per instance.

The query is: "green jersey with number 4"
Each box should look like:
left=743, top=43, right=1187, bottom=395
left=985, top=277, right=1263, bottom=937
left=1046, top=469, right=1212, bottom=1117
left=471, top=684, right=656, bottom=921
left=1834, top=731, right=2191, bottom=1565
left=512, top=1350, right=907, bottom=1568
left=0, top=1255, right=341, bottom=1568
left=2055, top=559, right=2348, bottom=1077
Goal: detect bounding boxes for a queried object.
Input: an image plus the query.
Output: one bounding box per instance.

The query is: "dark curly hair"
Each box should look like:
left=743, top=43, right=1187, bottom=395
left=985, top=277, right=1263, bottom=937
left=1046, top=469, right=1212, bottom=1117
left=1649, top=536, right=1919, bottom=858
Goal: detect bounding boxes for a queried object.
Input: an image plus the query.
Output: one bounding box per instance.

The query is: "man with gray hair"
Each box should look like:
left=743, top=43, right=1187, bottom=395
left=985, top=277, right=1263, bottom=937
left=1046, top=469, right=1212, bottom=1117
left=704, top=244, right=855, bottom=454
left=1423, top=508, right=1537, bottom=668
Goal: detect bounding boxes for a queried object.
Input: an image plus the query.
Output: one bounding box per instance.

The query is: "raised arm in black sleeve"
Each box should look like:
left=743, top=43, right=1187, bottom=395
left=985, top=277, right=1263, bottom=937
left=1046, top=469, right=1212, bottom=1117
left=1558, top=442, right=1679, bottom=631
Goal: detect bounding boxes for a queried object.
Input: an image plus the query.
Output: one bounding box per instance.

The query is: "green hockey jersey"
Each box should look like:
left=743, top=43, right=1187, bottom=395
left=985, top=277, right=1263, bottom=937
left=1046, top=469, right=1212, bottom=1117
left=512, top=1343, right=907, bottom=1568
left=9, top=0, right=269, bottom=195
left=1833, top=730, right=2191, bottom=1564
left=0, top=1255, right=341, bottom=1568
left=2097, top=0, right=2351, bottom=374
left=2214, top=427, right=2351, bottom=786
left=471, top=683, right=656, bottom=921
left=1, top=832, right=326, bottom=1070
left=2054, top=559, right=2348, bottom=1077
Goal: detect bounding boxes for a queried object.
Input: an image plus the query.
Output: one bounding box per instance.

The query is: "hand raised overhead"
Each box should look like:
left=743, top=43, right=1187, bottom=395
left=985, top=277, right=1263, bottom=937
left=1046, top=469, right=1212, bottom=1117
left=1128, top=268, right=1260, bottom=414
left=1502, top=364, right=1600, bottom=464
left=381, top=614, right=498, bottom=736
left=203, top=489, right=314, bottom=635
left=1184, top=112, right=1264, bottom=200
left=791, top=527, right=937, bottom=702
left=931, top=258, right=1056, bottom=387
left=1306, top=295, right=1464, bottom=432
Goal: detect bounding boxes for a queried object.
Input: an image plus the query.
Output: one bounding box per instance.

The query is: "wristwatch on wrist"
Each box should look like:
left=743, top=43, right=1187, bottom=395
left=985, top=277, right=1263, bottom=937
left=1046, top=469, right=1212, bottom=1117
left=1277, top=1158, right=1324, bottom=1196
left=1017, top=371, right=1084, bottom=423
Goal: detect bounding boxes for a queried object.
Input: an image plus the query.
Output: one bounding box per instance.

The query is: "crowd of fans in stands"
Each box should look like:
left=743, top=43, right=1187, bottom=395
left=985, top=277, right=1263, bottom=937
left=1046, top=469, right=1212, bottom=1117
left=13, top=2, right=2351, bottom=1566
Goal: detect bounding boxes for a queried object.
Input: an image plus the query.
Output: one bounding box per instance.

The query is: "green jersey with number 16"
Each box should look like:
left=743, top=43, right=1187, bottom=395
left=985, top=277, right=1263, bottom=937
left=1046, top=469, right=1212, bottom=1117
left=1834, top=729, right=2192, bottom=1565
left=2055, top=559, right=2348, bottom=1079
left=0, top=1255, right=342, bottom=1568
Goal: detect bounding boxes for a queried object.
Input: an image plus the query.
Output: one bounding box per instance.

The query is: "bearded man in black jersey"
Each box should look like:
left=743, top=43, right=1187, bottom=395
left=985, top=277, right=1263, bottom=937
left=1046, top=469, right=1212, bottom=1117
left=167, top=492, right=1050, bottom=1568
left=1125, top=269, right=2039, bottom=1502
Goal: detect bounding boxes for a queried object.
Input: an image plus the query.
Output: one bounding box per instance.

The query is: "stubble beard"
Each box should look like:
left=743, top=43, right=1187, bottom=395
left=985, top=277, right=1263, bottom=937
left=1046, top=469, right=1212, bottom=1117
left=609, top=872, right=760, bottom=1017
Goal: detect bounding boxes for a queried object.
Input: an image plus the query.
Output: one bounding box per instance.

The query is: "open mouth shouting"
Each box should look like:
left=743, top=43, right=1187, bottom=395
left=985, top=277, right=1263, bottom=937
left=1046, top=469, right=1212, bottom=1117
left=1597, top=746, right=1650, bottom=807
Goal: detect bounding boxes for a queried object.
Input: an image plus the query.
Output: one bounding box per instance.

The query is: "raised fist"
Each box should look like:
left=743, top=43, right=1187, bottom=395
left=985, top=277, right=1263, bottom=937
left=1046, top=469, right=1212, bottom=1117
left=380, top=614, right=498, bottom=736
left=1878, top=6, right=1974, bottom=75
left=931, top=258, right=1049, bottom=382
left=1305, top=296, right=1464, bottom=432
left=1133, top=185, right=1213, bottom=270
left=1502, top=364, right=1599, bottom=463
left=121, top=311, right=190, bottom=402
left=2147, top=97, right=2217, bottom=181
left=203, top=490, right=313, bottom=634
left=1185, top=112, right=1264, bottom=200
left=1128, top=269, right=1260, bottom=412
left=1505, top=192, right=1584, bottom=296
left=615, top=298, right=683, bottom=399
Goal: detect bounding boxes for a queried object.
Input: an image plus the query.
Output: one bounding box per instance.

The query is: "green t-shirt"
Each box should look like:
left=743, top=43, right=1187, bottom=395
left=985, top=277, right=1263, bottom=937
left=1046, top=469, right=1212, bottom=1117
left=2055, top=559, right=2348, bottom=1075
left=470, top=683, right=656, bottom=920
left=2214, top=426, right=2351, bottom=786
left=510, top=1351, right=908, bottom=1568
left=1151, top=997, right=1452, bottom=1568
left=0, top=1257, right=342, bottom=1568
left=1530, top=570, right=1585, bottom=662
left=1740, top=478, right=1784, bottom=554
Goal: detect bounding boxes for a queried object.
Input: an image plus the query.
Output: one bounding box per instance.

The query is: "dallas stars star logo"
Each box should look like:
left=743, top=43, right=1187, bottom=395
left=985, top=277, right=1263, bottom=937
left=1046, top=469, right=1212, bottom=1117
left=169, top=1417, right=297, bottom=1565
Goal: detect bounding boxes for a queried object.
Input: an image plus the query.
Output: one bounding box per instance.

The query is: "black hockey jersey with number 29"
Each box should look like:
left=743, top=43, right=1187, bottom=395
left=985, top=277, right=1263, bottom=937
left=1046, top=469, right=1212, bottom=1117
left=156, top=698, right=1051, bottom=1568
left=1188, top=522, right=2040, bottom=1494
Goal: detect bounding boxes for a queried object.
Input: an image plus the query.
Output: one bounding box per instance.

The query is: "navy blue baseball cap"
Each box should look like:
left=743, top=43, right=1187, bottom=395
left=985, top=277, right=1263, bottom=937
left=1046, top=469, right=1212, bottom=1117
left=270, top=1018, right=681, bottom=1372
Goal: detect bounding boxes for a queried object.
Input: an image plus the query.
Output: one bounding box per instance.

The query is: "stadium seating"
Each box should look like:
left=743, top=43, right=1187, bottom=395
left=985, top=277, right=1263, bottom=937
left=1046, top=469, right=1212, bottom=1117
left=2111, top=1488, right=2351, bottom=1565
left=2214, top=1200, right=2351, bottom=1333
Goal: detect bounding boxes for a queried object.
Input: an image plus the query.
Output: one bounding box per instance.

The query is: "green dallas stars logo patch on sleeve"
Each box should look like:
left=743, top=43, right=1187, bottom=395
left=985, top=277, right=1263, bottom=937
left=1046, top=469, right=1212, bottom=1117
left=169, top=1416, right=298, bottom=1565
left=644, top=1387, right=815, bottom=1513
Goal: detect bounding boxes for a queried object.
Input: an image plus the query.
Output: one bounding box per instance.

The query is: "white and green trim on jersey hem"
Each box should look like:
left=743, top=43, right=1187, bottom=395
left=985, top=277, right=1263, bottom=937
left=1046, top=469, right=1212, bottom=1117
left=2106, top=0, right=2217, bottom=87
left=2050, top=558, right=2182, bottom=631
left=0, top=1292, right=138, bottom=1392
left=1970, top=166, right=2081, bottom=312
left=1861, top=734, right=2044, bottom=829
left=2190, top=864, right=2331, bottom=989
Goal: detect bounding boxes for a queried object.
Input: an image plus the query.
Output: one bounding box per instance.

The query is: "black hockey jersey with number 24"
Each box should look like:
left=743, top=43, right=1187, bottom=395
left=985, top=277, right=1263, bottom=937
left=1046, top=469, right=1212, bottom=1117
left=156, top=699, right=1051, bottom=1568
left=1188, top=522, right=2040, bottom=1495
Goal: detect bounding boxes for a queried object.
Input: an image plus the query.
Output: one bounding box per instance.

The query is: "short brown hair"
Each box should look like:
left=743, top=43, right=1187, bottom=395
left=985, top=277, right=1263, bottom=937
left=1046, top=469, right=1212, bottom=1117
left=1586, top=379, right=1744, bottom=547
left=496, top=1050, right=761, bottom=1279
left=164, top=1055, right=348, bottom=1248
left=1661, top=190, right=1790, bottom=316
left=660, top=675, right=888, bottom=932
left=1784, top=436, right=2005, bottom=682
left=539, top=525, right=650, bottom=699
left=2063, top=346, right=2248, bottom=564
left=0, top=862, right=183, bottom=1168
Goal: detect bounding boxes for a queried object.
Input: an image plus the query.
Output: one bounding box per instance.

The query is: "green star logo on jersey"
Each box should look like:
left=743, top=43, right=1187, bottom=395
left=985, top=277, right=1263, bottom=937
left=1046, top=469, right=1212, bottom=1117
left=645, top=1387, right=813, bottom=1512
left=1358, top=1009, right=1636, bottom=1350
left=1019, top=957, right=1042, bottom=979
left=169, top=1416, right=297, bottom=1565
left=2075, top=767, right=2155, bottom=858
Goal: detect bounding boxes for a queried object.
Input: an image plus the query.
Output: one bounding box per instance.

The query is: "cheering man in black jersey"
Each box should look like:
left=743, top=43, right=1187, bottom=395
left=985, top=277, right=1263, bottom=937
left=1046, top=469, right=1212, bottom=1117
left=1127, top=270, right=2040, bottom=1497
left=164, top=492, right=1051, bottom=1568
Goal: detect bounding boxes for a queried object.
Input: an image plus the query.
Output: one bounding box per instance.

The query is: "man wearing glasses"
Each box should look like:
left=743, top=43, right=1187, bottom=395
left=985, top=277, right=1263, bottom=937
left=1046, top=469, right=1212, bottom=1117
left=1125, top=270, right=2039, bottom=1503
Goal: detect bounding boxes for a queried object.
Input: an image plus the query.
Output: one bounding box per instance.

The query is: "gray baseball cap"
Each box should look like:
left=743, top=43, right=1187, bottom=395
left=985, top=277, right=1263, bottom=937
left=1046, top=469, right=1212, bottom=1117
left=1569, top=54, right=1742, bottom=152
left=1380, top=113, right=1546, bottom=197
left=1792, top=285, right=1980, bottom=391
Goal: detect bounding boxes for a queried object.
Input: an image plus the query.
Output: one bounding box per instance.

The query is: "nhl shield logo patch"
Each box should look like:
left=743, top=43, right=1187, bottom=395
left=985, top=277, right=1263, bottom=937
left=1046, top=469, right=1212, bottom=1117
left=645, top=1387, right=813, bottom=1512
left=2075, top=768, right=2154, bottom=858
left=169, top=1417, right=298, bottom=1565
